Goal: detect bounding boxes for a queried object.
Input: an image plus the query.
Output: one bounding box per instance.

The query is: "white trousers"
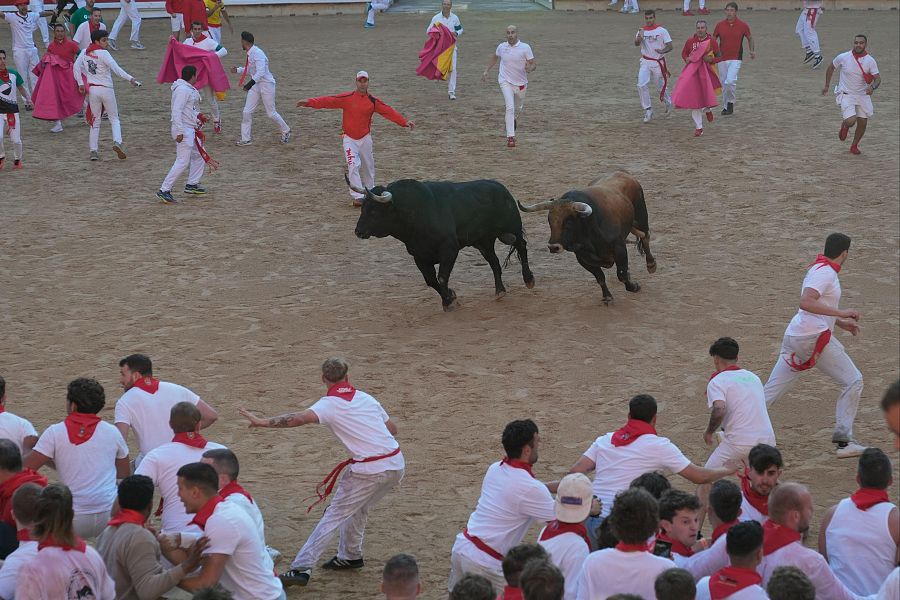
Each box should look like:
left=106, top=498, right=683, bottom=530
left=0, top=114, right=23, bottom=160
left=13, top=47, right=39, bottom=96
left=343, top=134, right=375, bottom=199
left=365, top=0, right=390, bottom=25
left=206, top=89, right=221, bottom=121
left=684, top=0, right=705, bottom=9
left=208, top=25, right=221, bottom=44
left=290, top=468, right=403, bottom=569
left=637, top=58, right=670, bottom=110
left=447, top=47, right=458, bottom=95
left=704, top=437, right=772, bottom=469
left=796, top=9, right=821, bottom=53
left=623, top=0, right=639, bottom=10
left=110, top=0, right=142, bottom=43
left=88, top=86, right=122, bottom=151
left=448, top=548, right=507, bottom=595
left=499, top=81, right=525, bottom=137
left=763, top=332, right=862, bottom=441
left=691, top=109, right=711, bottom=129
left=717, top=59, right=741, bottom=105
left=162, top=127, right=204, bottom=191
left=73, top=510, right=110, bottom=540
left=240, top=80, right=289, bottom=141
left=29, top=0, right=49, bottom=45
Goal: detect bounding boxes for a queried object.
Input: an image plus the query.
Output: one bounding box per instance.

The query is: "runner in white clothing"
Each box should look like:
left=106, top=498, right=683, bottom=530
left=796, top=0, right=824, bottom=68
left=28, top=0, right=49, bottom=47
left=821, top=35, right=880, bottom=155
left=183, top=20, right=227, bottom=132
left=635, top=10, right=673, bottom=123
left=231, top=31, right=291, bottom=146
left=481, top=25, right=535, bottom=148
left=239, top=357, right=405, bottom=589
left=73, top=8, right=105, bottom=50
left=695, top=521, right=768, bottom=600
left=0, top=375, right=38, bottom=455
left=2, top=0, right=55, bottom=99
left=107, top=0, right=144, bottom=51
left=157, top=66, right=208, bottom=204
left=426, top=0, right=462, bottom=100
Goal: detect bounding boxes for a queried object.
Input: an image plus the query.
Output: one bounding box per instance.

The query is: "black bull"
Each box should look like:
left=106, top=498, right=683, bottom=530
left=352, top=178, right=535, bottom=311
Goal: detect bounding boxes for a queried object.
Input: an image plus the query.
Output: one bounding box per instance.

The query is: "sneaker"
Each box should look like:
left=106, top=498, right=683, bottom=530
left=698, top=7, right=710, bottom=14
left=449, top=92, right=456, bottom=100
left=102, top=112, right=109, bottom=120
left=108, top=39, right=118, bottom=51
left=683, top=10, right=695, bottom=15
left=364, top=22, right=375, bottom=28
left=236, top=139, right=252, bottom=146
left=50, top=122, right=64, bottom=133
left=694, top=128, right=703, bottom=137
left=812, top=54, right=824, bottom=69
left=506, top=136, right=516, bottom=148
left=850, top=144, right=861, bottom=155
left=619, top=6, right=628, bottom=12
left=113, top=143, right=127, bottom=159
left=77, top=110, right=84, bottom=118
left=836, top=441, right=866, bottom=458
left=642, top=108, right=653, bottom=123
left=214, top=120, right=222, bottom=134
left=12, top=159, right=22, bottom=170
left=322, top=556, right=365, bottom=570
left=184, top=183, right=207, bottom=195
left=664, top=98, right=673, bottom=114
left=608, top=0, right=617, bottom=5
left=803, top=50, right=815, bottom=63
left=157, top=189, right=177, bottom=204
left=705, top=110, right=714, bottom=123
left=90, top=150, right=99, bottom=161
left=130, top=41, right=145, bottom=50
left=280, top=568, right=311, bottom=587
left=281, top=129, right=292, bottom=144
left=721, top=102, right=734, bottom=115
left=629, top=8, right=640, bottom=12
left=838, top=125, right=849, bottom=141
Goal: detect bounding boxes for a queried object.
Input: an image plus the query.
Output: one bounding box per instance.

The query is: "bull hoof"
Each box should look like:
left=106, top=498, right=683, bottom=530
left=525, top=276, right=535, bottom=289
left=602, top=296, right=613, bottom=305
left=625, top=281, right=641, bottom=293
left=443, top=299, right=461, bottom=312
left=646, top=261, right=657, bottom=274
left=495, top=290, right=507, bottom=300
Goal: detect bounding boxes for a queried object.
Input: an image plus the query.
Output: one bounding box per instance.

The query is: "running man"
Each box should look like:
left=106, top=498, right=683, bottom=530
left=0, top=49, right=32, bottom=170
left=231, top=31, right=291, bottom=146
left=426, top=0, right=463, bottom=100
left=821, top=35, right=879, bottom=155
left=184, top=20, right=227, bottom=133
left=364, top=0, right=390, bottom=29
left=713, top=2, right=754, bottom=115
left=796, top=0, right=824, bottom=68
left=481, top=25, right=535, bottom=148
left=635, top=9, right=673, bottom=124
left=107, top=0, right=144, bottom=51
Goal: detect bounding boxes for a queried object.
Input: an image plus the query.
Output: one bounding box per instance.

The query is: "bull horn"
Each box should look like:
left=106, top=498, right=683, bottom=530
left=370, top=189, right=393, bottom=203
left=344, top=172, right=367, bottom=194
left=343, top=171, right=391, bottom=202
left=517, top=198, right=558, bottom=212
left=572, top=202, right=593, bottom=217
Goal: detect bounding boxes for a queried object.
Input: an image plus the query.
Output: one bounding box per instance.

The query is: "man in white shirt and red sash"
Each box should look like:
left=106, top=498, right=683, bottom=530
left=818, top=447, right=898, bottom=596
left=738, top=444, right=782, bottom=524
left=696, top=520, right=768, bottom=600
left=762, top=233, right=865, bottom=457
left=447, top=419, right=556, bottom=594
left=239, top=357, right=404, bottom=588
left=634, top=10, right=673, bottom=124
left=757, top=482, right=859, bottom=600
left=821, top=35, right=880, bottom=155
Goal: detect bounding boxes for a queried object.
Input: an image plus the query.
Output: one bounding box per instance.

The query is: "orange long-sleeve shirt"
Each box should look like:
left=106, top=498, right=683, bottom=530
left=305, top=90, right=408, bottom=140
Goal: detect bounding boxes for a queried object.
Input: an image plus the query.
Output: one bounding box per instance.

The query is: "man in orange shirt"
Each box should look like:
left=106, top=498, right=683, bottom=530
left=298, top=71, right=415, bottom=207
left=713, top=2, right=754, bottom=115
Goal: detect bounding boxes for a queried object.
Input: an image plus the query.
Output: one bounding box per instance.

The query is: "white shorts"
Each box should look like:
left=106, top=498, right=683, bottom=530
left=170, top=12, right=183, bottom=32
left=704, top=437, right=770, bottom=469
left=838, top=92, right=873, bottom=119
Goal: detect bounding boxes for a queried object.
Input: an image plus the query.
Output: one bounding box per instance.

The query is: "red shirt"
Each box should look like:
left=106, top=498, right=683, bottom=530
left=46, top=38, right=80, bottom=63
left=166, top=0, right=184, bottom=14
left=682, top=34, right=720, bottom=62
left=306, top=91, right=408, bottom=140
left=713, top=18, right=751, bottom=61
left=180, top=0, right=207, bottom=30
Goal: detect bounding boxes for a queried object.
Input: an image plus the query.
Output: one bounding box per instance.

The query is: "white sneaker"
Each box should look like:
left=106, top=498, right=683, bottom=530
left=629, top=8, right=640, bottom=12
left=664, top=98, right=673, bottom=114
left=449, top=92, right=456, bottom=100
left=608, top=0, right=617, bottom=5
left=836, top=442, right=867, bottom=458
left=50, top=122, right=64, bottom=133
left=130, top=41, right=145, bottom=50
left=281, top=129, right=292, bottom=144
left=236, top=139, right=252, bottom=146
left=108, top=39, right=118, bottom=51
left=642, top=108, right=652, bottom=123
left=619, top=6, right=629, bottom=11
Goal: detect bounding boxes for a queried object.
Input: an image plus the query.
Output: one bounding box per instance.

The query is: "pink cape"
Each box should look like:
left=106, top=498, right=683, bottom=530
left=672, top=38, right=721, bottom=110
left=156, top=37, right=230, bottom=93
left=31, top=53, right=84, bottom=121
left=416, top=23, right=456, bottom=81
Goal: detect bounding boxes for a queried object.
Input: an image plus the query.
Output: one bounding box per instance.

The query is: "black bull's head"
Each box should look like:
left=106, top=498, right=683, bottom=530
left=517, top=198, right=593, bottom=253
left=346, top=174, right=396, bottom=240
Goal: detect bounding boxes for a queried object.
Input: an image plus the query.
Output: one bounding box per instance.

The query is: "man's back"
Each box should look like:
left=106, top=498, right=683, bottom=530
left=707, top=369, right=775, bottom=446
left=826, top=497, right=897, bottom=595
left=0, top=411, right=37, bottom=454
left=759, top=541, right=854, bottom=600
left=115, top=381, right=200, bottom=459
left=577, top=548, right=673, bottom=600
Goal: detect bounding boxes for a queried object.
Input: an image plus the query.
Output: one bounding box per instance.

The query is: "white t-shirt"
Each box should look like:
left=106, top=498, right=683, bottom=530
left=639, top=25, right=673, bottom=59
left=427, top=11, right=462, bottom=37
left=537, top=528, right=589, bottom=600
left=696, top=575, right=770, bottom=600
left=833, top=51, right=879, bottom=96
left=235, top=45, right=275, bottom=84
left=707, top=369, right=775, bottom=447
left=308, top=389, right=404, bottom=474
left=135, top=439, right=226, bottom=532
left=223, top=491, right=266, bottom=544
left=451, top=460, right=556, bottom=570
left=673, top=535, right=730, bottom=579
left=496, top=41, right=534, bottom=87
left=758, top=541, right=857, bottom=600
left=203, top=500, right=283, bottom=600
left=73, top=47, right=133, bottom=88
left=2, top=12, right=39, bottom=51
left=739, top=493, right=768, bottom=525
left=785, top=263, right=841, bottom=336
left=583, top=432, right=692, bottom=517
left=576, top=549, right=674, bottom=600
left=33, top=421, right=129, bottom=514
left=825, top=498, right=897, bottom=595
left=114, top=381, right=201, bottom=460
left=0, top=539, right=38, bottom=599
left=0, top=410, right=38, bottom=453
left=14, top=545, right=116, bottom=600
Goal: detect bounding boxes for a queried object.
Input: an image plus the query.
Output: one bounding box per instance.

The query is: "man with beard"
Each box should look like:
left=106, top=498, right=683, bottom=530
left=821, top=34, right=880, bottom=155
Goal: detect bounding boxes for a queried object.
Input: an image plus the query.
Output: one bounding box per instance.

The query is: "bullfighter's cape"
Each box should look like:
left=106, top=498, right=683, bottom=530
left=672, top=37, right=721, bottom=110
left=31, top=54, right=84, bottom=121
left=157, top=37, right=231, bottom=96
left=416, top=23, right=456, bottom=81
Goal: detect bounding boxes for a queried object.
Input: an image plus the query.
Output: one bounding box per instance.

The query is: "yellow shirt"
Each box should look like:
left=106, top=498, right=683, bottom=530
left=204, top=0, right=223, bottom=26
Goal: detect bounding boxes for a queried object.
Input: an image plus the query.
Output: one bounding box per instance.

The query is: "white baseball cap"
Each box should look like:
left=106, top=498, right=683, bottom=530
left=556, top=473, right=593, bottom=523
left=356, top=71, right=369, bottom=80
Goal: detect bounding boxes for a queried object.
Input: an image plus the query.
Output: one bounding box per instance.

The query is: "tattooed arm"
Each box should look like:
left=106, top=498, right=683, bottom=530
left=238, top=407, right=319, bottom=428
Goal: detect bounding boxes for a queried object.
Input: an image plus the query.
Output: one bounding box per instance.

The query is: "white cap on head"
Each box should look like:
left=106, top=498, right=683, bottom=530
left=556, top=473, right=593, bottom=523
left=356, top=70, right=369, bottom=80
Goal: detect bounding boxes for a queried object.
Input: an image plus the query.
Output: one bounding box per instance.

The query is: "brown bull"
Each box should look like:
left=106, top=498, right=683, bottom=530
left=519, top=171, right=656, bottom=303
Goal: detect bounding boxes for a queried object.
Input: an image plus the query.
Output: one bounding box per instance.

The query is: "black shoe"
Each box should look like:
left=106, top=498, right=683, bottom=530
left=721, top=102, right=734, bottom=115
left=157, top=190, right=177, bottom=204
left=322, top=556, right=365, bottom=570
left=803, top=50, right=815, bottom=63
left=812, top=54, right=824, bottom=69
left=184, top=183, right=207, bottom=195
left=280, top=568, right=311, bottom=587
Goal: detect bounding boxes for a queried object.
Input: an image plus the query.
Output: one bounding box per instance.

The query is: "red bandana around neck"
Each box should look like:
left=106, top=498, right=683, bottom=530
left=642, top=24, right=660, bottom=31
left=0, top=69, right=8, bottom=84
left=172, top=431, right=207, bottom=448
left=500, top=457, right=535, bottom=478
left=221, top=480, right=254, bottom=503
left=327, top=381, right=356, bottom=401
left=708, top=566, right=763, bottom=600
left=709, top=364, right=742, bottom=382
left=16, top=529, right=31, bottom=542
left=616, top=541, right=651, bottom=553
left=740, top=470, right=770, bottom=516
left=193, top=34, right=208, bottom=43
left=611, top=419, right=657, bottom=447
left=657, top=532, right=693, bottom=557
left=107, top=508, right=147, bottom=527
left=189, top=494, right=224, bottom=530
left=539, top=520, right=591, bottom=549
left=500, top=585, right=525, bottom=600
left=86, top=41, right=103, bottom=57
left=851, top=487, right=890, bottom=511
left=711, top=519, right=741, bottom=544
left=38, top=535, right=87, bottom=552
left=64, top=413, right=102, bottom=445
left=0, top=404, right=5, bottom=413
left=762, top=520, right=801, bottom=555
left=131, top=376, right=160, bottom=394
left=810, top=253, right=842, bottom=273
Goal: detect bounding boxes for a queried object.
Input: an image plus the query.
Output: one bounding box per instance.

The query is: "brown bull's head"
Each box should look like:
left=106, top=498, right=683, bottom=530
left=518, top=198, right=593, bottom=253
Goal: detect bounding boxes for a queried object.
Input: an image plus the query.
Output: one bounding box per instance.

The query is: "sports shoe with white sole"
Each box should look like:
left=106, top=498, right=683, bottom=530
left=812, top=54, right=824, bottom=69
left=131, top=41, right=145, bottom=50
left=50, top=122, right=64, bottom=133
left=803, top=50, right=815, bottom=63
left=90, top=150, right=99, bottom=161
left=184, top=184, right=207, bottom=195
left=836, top=441, right=866, bottom=458
left=280, top=568, right=311, bottom=587
left=281, top=129, right=292, bottom=144
left=642, top=108, right=652, bottom=123
left=449, top=92, right=456, bottom=100
left=322, top=556, right=365, bottom=570
left=157, top=190, right=177, bottom=204
left=236, top=139, right=252, bottom=146
left=108, top=39, right=119, bottom=51
left=664, top=99, right=673, bottom=115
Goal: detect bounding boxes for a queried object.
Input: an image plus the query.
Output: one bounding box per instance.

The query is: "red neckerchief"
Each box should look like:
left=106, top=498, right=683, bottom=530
left=611, top=419, right=657, bottom=447
left=172, top=431, right=207, bottom=448
left=0, top=405, right=5, bottom=413
left=851, top=50, right=875, bottom=84
left=851, top=487, right=890, bottom=511
left=500, top=457, right=535, bottom=478
left=711, top=519, right=741, bottom=544
left=38, top=535, right=87, bottom=552
left=131, top=376, right=160, bottom=394
left=762, top=520, right=801, bottom=555
left=192, top=34, right=208, bottom=43
left=499, top=586, right=524, bottom=600
left=16, top=529, right=31, bottom=542
left=107, top=508, right=147, bottom=527
left=64, top=413, right=102, bottom=445
left=238, top=51, right=250, bottom=86
left=0, top=69, right=8, bottom=84
left=740, top=469, right=769, bottom=516
left=709, top=566, right=763, bottom=600
left=0, top=469, right=48, bottom=527
left=85, top=41, right=103, bottom=58
left=709, top=364, right=742, bottom=382
left=539, top=520, right=591, bottom=549
left=616, top=541, right=651, bottom=552
left=89, top=19, right=100, bottom=33
left=221, top=480, right=254, bottom=504
left=327, top=381, right=356, bottom=401
left=642, top=24, right=660, bottom=31
left=189, top=494, right=224, bottom=530
left=810, top=253, right=841, bottom=273
left=657, top=532, right=693, bottom=557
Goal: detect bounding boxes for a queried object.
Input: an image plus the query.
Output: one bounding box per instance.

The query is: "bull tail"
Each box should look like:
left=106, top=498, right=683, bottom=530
left=632, top=184, right=651, bottom=256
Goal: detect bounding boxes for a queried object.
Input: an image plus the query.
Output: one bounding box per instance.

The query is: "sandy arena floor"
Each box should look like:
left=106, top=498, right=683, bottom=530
left=2, top=7, right=899, bottom=599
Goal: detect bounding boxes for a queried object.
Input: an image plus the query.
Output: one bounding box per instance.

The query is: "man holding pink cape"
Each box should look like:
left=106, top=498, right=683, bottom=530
left=31, top=22, right=81, bottom=133
left=672, top=20, right=720, bottom=137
